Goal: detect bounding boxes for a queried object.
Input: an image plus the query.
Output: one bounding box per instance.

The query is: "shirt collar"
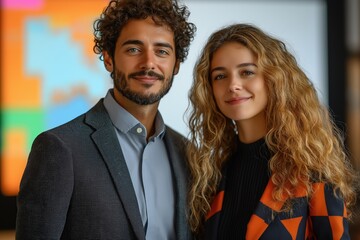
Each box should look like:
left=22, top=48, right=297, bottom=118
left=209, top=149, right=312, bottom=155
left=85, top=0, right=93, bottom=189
left=103, top=89, right=166, bottom=139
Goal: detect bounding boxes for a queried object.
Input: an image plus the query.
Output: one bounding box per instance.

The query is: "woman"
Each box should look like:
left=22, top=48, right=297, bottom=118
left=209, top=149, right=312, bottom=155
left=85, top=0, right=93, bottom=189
left=187, top=23, right=357, bottom=239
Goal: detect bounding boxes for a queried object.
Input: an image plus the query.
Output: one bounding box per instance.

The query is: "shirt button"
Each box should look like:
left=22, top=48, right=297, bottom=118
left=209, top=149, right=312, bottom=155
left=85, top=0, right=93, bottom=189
left=136, top=127, right=143, bottom=134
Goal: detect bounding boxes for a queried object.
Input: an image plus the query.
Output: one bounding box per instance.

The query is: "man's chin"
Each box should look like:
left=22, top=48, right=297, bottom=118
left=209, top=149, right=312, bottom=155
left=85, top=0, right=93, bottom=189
left=121, top=91, right=162, bottom=105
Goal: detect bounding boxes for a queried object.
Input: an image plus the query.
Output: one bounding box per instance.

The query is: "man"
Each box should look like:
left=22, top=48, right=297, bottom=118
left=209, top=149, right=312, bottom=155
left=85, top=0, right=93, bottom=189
left=16, top=0, right=196, bottom=239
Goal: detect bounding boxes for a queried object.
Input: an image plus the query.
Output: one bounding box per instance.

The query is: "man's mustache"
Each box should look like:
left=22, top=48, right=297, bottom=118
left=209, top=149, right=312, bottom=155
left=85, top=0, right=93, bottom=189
left=128, top=70, right=165, bottom=80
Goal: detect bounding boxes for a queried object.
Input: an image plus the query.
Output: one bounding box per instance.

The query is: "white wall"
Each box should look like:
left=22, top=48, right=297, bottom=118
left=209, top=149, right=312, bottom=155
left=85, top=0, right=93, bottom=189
left=159, top=0, right=327, bottom=137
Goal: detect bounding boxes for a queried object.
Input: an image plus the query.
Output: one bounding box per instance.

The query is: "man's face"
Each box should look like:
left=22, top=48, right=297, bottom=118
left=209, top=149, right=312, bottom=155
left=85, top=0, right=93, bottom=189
left=104, top=17, right=179, bottom=105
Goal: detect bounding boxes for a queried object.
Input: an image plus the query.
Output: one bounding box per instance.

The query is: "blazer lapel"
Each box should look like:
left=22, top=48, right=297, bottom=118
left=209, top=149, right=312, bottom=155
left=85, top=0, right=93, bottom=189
left=85, top=100, right=145, bottom=240
left=163, top=127, right=191, bottom=240
left=246, top=180, right=284, bottom=239
left=246, top=179, right=308, bottom=239
left=204, top=164, right=227, bottom=240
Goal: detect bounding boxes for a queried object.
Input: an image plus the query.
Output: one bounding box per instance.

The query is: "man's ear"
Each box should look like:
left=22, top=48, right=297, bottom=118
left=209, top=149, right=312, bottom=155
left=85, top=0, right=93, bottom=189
left=173, top=60, right=180, bottom=75
left=103, top=51, right=114, bottom=72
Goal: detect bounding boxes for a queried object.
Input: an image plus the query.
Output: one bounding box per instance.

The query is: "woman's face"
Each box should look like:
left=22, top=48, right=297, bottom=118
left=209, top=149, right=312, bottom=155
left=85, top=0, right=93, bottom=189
left=210, top=42, right=268, bottom=125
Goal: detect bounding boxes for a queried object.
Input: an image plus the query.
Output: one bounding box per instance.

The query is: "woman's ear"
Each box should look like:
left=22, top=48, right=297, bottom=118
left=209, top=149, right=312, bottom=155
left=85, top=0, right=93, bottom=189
left=103, top=51, right=114, bottom=72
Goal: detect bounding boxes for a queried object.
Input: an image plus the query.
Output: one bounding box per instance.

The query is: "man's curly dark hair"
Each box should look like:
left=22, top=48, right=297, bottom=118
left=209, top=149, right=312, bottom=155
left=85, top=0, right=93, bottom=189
left=93, top=0, right=196, bottom=63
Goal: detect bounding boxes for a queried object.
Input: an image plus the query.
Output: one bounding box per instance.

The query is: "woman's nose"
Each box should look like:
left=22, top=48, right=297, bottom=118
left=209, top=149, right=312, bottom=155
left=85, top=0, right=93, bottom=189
left=228, top=76, right=243, bottom=92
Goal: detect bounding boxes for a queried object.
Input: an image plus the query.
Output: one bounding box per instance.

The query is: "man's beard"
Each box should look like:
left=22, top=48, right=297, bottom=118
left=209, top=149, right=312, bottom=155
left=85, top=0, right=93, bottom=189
left=113, top=69, right=174, bottom=105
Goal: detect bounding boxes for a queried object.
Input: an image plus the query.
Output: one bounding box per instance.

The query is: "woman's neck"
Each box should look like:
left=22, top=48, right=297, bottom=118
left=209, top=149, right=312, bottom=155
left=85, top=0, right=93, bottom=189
left=235, top=112, right=267, bottom=144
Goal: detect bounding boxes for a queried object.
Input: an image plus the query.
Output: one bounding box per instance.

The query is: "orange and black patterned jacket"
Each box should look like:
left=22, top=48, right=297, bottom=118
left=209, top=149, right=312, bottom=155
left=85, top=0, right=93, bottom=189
left=205, top=178, right=350, bottom=239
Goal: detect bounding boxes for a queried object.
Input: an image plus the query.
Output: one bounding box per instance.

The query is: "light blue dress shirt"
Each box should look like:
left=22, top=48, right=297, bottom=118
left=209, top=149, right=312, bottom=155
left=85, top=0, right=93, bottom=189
left=103, top=90, right=175, bottom=240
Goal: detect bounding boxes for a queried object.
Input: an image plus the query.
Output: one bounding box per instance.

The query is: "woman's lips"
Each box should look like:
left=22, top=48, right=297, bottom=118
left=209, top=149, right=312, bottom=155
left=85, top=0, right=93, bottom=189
left=225, top=96, right=251, bottom=104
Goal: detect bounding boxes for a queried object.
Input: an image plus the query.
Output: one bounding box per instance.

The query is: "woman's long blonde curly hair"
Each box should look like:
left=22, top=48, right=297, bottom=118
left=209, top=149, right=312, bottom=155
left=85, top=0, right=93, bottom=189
left=186, top=23, right=357, bottom=234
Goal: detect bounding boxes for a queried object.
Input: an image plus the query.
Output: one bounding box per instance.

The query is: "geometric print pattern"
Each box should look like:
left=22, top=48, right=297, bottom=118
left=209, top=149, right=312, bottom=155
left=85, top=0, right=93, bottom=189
left=205, top=179, right=350, bottom=239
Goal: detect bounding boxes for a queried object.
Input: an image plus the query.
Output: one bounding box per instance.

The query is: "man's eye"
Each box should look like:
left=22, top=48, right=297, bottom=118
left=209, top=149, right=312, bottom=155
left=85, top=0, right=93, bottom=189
left=127, top=48, right=140, bottom=53
left=158, top=49, right=169, bottom=56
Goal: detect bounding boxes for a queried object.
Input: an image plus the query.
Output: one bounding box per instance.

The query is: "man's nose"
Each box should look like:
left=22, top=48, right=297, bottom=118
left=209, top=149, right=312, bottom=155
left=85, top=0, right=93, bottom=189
left=140, top=50, right=155, bottom=70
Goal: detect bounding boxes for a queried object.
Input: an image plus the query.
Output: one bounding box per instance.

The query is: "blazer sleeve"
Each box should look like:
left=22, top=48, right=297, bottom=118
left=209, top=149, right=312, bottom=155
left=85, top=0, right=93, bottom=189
left=16, top=131, right=74, bottom=240
left=308, top=182, right=350, bottom=239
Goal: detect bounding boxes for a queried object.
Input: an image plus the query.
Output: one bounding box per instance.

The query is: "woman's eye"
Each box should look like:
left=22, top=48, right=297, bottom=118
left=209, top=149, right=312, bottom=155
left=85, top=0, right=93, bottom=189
left=242, top=70, right=254, bottom=76
left=213, top=74, right=225, bottom=80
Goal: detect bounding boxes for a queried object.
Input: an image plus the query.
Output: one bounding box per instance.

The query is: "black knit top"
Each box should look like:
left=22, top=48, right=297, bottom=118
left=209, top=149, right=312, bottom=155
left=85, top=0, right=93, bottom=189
left=217, top=138, right=271, bottom=240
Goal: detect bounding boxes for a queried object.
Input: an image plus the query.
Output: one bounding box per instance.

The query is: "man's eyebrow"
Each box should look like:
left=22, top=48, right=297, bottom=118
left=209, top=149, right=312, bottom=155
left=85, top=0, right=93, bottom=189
left=121, top=40, right=174, bottom=51
left=121, top=39, right=143, bottom=47
left=154, top=42, right=174, bottom=51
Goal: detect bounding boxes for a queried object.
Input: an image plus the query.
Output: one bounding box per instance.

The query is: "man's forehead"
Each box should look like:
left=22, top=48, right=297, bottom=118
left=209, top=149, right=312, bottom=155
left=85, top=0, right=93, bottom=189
left=117, top=18, right=175, bottom=46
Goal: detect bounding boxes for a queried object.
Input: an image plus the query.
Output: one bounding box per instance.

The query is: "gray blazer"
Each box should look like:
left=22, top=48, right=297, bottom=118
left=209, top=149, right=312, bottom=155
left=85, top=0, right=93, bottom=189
left=16, top=100, right=192, bottom=240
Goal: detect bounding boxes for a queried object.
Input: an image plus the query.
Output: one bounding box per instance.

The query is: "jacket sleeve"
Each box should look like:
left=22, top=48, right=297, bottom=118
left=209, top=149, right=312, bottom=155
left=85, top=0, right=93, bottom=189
left=308, top=182, right=350, bottom=239
left=16, top=131, right=74, bottom=240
